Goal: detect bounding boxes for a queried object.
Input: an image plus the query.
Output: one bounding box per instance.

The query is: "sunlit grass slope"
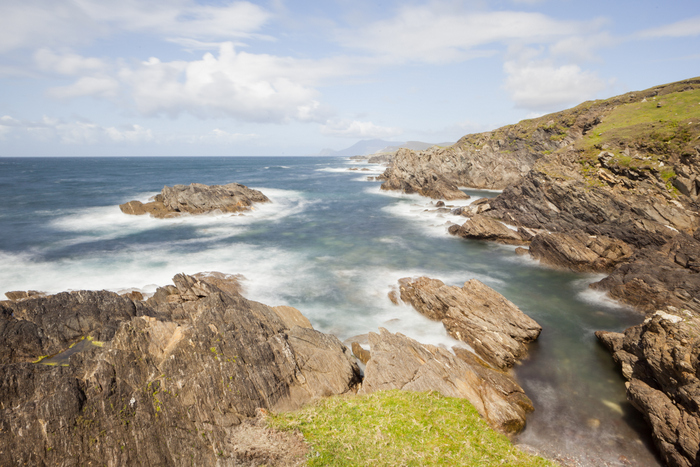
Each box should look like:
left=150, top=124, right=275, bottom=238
left=271, top=390, right=558, bottom=467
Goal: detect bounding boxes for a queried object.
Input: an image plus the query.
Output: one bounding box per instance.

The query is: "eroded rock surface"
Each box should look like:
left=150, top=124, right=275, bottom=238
left=0, top=273, right=359, bottom=466
left=358, top=328, right=534, bottom=434
left=396, top=276, right=541, bottom=370
left=596, top=310, right=700, bottom=467
left=120, top=182, right=270, bottom=218
left=448, top=214, right=527, bottom=245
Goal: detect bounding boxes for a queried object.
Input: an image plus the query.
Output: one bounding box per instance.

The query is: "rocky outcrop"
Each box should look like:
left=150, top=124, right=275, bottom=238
left=396, top=277, right=542, bottom=370
left=528, top=230, right=633, bottom=273
left=380, top=152, right=469, bottom=200
left=0, top=273, right=359, bottom=466
left=483, top=167, right=700, bottom=313
left=595, top=309, right=700, bottom=467
left=448, top=214, right=527, bottom=245
left=358, top=328, right=534, bottom=434
left=120, top=182, right=269, bottom=218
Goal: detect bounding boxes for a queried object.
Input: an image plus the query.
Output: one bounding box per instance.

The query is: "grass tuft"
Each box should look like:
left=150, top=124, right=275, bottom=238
left=270, top=390, right=557, bottom=466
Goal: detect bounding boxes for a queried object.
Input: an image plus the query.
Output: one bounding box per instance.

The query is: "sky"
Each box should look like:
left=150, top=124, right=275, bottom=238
left=0, top=0, right=698, bottom=157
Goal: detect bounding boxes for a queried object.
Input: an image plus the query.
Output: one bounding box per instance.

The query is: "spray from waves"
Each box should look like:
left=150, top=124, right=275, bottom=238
left=48, top=187, right=311, bottom=243
left=572, top=276, right=631, bottom=311
left=296, top=264, right=504, bottom=347
left=0, top=241, right=315, bottom=305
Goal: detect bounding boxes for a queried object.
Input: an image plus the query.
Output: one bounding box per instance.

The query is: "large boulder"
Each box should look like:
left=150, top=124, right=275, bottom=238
left=120, top=183, right=270, bottom=218
left=0, top=273, right=360, bottom=466
left=358, top=328, right=534, bottom=434
left=596, top=309, right=700, bottom=467
left=396, top=277, right=541, bottom=370
left=528, top=230, right=633, bottom=273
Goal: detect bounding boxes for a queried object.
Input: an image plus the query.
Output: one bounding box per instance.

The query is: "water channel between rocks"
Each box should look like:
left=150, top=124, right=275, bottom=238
left=0, top=156, right=661, bottom=466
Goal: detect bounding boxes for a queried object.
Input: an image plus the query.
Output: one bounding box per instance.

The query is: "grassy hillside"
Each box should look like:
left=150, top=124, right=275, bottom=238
left=271, top=390, right=557, bottom=466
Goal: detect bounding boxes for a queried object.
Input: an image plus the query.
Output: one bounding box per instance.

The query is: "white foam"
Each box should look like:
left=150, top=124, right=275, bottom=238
left=48, top=187, right=310, bottom=244
left=573, top=276, right=630, bottom=310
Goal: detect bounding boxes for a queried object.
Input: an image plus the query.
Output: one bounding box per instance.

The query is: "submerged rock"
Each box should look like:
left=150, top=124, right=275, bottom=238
left=358, top=328, right=534, bottom=434
left=0, top=273, right=360, bottom=466
left=397, top=276, right=542, bottom=369
left=120, top=182, right=270, bottom=218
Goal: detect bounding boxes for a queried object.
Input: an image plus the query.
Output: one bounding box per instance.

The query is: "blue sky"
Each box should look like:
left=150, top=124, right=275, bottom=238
left=0, top=0, right=698, bottom=156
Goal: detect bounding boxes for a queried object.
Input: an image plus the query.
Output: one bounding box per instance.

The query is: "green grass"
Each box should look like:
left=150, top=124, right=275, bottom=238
left=270, top=390, right=557, bottom=467
left=578, top=88, right=700, bottom=159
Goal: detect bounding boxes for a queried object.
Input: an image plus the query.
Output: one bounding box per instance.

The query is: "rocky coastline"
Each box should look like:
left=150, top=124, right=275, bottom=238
left=378, top=77, right=700, bottom=466
left=1, top=269, right=545, bottom=464
left=120, top=182, right=269, bottom=218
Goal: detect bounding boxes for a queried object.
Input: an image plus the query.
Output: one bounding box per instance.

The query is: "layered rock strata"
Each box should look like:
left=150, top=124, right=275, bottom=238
left=596, top=309, right=700, bottom=467
left=396, top=276, right=542, bottom=370
left=378, top=77, right=700, bottom=466
left=358, top=328, right=535, bottom=434
left=120, top=182, right=269, bottom=218
left=0, top=273, right=360, bottom=466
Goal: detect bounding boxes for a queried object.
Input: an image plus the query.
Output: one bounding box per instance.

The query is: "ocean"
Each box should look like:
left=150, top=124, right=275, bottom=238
left=0, top=156, right=661, bottom=465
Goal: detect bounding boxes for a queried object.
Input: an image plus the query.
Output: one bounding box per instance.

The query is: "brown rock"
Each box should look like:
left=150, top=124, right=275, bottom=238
left=120, top=183, right=269, bottom=218
left=351, top=342, right=371, bottom=364
left=358, top=328, right=533, bottom=434
left=272, top=306, right=313, bottom=330
left=597, top=310, right=700, bottom=467
left=398, top=276, right=541, bottom=369
left=450, top=214, right=527, bottom=245
left=0, top=273, right=360, bottom=465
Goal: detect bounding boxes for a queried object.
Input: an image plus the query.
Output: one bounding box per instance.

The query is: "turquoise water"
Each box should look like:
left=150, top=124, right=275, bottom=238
left=0, top=156, right=660, bottom=465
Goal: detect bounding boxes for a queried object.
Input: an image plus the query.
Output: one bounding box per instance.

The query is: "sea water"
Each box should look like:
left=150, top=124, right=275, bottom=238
left=0, top=156, right=661, bottom=466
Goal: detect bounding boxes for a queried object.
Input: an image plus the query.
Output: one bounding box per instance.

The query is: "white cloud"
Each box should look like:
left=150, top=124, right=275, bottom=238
left=114, top=42, right=348, bottom=122
left=48, top=76, right=121, bottom=99
left=549, top=32, right=615, bottom=62
left=321, top=119, right=402, bottom=139
left=336, top=6, right=599, bottom=64
left=638, top=16, right=700, bottom=38
left=503, top=56, right=607, bottom=111
left=34, top=48, right=107, bottom=75
left=0, top=0, right=271, bottom=53
left=0, top=115, right=152, bottom=144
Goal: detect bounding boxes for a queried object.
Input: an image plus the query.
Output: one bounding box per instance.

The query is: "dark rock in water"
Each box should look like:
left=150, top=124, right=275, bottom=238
left=396, top=276, right=542, bottom=370
left=449, top=214, right=527, bottom=246
left=596, top=310, right=700, bottom=467
left=0, top=273, right=360, bottom=466
left=120, top=182, right=270, bottom=218
left=357, top=328, right=533, bottom=434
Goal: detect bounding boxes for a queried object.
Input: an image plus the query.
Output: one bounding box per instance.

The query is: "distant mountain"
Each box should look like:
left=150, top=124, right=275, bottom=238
left=318, top=139, right=453, bottom=158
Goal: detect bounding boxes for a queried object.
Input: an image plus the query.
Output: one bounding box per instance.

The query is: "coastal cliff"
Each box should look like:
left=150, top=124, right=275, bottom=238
left=1, top=271, right=547, bottom=464
left=0, top=273, right=360, bottom=465
left=380, top=76, right=700, bottom=466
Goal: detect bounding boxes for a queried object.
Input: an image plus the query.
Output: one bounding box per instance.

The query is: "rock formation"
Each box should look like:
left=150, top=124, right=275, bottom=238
left=120, top=182, right=270, bottom=218
left=448, top=214, right=528, bottom=246
left=0, top=273, right=359, bottom=466
left=358, top=328, right=534, bottom=434
left=376, top=77, right=700, bottom=466
left=596, top=309, right=700, bottom=467
left=395, top=277, right=542, bottom=370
